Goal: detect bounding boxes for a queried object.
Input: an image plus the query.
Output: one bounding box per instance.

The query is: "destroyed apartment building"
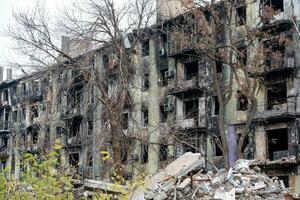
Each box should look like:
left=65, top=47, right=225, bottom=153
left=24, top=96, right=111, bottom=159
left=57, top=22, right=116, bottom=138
left=1, top=0, right=300, bottom=195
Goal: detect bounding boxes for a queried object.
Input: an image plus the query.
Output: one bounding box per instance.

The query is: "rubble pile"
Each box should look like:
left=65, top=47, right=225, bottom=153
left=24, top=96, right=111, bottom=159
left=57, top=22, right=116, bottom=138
left=138, top=153, right=298, bottom=200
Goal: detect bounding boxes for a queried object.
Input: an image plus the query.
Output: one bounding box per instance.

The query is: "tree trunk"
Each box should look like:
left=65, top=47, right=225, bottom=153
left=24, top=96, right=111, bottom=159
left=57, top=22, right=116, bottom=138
left=227, top=125, right=237, bottom=167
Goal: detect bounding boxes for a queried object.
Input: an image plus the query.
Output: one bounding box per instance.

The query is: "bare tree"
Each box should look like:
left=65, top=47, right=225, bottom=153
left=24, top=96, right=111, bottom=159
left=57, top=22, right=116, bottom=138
left=169, top=0, right=298, bottom=168
left=3, top=0, right=157, bottom=177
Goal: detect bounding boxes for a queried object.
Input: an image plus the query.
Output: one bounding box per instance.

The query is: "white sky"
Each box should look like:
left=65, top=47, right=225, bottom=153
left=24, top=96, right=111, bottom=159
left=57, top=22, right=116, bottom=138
left=0, top=0, right=73, bottom=78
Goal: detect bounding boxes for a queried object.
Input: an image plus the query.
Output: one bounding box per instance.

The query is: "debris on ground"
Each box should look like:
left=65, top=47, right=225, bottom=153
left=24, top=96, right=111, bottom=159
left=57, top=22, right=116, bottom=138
left=130, top=153, right=299, bottom=200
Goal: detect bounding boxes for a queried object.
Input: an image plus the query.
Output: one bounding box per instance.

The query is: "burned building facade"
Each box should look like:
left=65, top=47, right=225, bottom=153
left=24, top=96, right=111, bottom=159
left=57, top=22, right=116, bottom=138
left=1, top=0, right=300, bottom=194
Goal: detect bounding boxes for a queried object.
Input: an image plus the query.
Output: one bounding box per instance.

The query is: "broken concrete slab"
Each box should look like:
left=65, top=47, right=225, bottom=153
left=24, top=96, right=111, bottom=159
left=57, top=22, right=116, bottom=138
left=129, top=152, right=204, bottom=200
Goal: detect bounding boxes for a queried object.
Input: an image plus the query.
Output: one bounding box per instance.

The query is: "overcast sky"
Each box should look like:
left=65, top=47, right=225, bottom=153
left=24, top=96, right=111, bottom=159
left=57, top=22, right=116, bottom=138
left=0, top=0, right=73, bottom=78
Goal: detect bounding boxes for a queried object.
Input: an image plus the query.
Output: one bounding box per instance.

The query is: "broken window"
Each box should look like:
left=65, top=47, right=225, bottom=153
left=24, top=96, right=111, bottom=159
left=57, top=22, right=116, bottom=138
left=22, top=108, right=26, bottom=120
left=87, top=152, right=93, bottom=167
left=184, top=60, right=198, bottom=80
left=88, top=121, right=93, bottom=135
left=267, top=128, right=288, bottom=161
left=141, top=40, right=150, bottom=57
left=215, top=144, right=223, bottom=156
left=278, top=176, right=289, bottom=188
left=264, top=0, right=284, bottom=12
left=22, top=83, right=26, bottom=94
left=13, top=110, right=17, bottom=123
left=141, top=142, right=148, bottom=164
left=159, top=103, right=168, bottom=123
left=142, top=107, right=149, bottom=127
left=3, top=90, right=8, bottom=102
left=212, top=96, right=220, bottom=115
left=264, top=39, right=285, bottom=69
left=159, top=144, right=168, bottom=161
left=103, top=54, right=109, bottom=69
left=1, top=161, right=6, bottom=171
left=266, top=82, right=287, bottom=110
left=69, top=153, right=79, bottom=167
left=237, top=91, right=248, bottom=111
left=236, top=5, right=246, bottom=26
left=69, top=85, right=83, bottom=110
left=159, top=34, right=167, bottom=50
left=184, top=99, right=198, bottom=119
left=70, top=120, right=81, bottom=138
left=143, top=73, right=149, bottom=91
left=121, top=113, right=129, bottom=130
left=159, top=68, right=168, bottom=87
left=216, top=61, right=223, bottom=74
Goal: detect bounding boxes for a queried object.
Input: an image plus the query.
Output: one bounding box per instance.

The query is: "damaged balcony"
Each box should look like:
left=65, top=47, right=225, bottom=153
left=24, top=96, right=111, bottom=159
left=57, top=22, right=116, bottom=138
left=175, top=98, right=207, bottom=131
left=168, top=36, right=198, bottom=58
left=252, top=53, right=296, bottom=77
left=66, top=118, right=82, bottom=149
left=168, top=60, right=207, bottom=96
left=19, top=90, right=43, bottom=102
left=255, top=97, right=296, bottom=122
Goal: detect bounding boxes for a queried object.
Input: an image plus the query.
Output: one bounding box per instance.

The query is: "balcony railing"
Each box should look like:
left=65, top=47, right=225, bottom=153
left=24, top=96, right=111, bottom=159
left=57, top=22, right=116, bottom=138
left=255, top=97, right=296, bottom=119
left=169, top=35, right=199, bottom=57
left=175, top=114, right=206, bottom=129
left=168, top=76, right=207, bottom=95
left=19, top=90, right=42, bottom=101
left=265, top=54, right=295, bottom=71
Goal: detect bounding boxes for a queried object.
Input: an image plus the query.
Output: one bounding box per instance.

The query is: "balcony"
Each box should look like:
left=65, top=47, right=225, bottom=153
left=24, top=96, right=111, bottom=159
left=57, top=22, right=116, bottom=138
left=168, top=35, right=199, bottom=58
left=0, top=121, right=11, bottom=132
left=255, top=97, right=296, bottom=121
left=168, top=76, right=207, bottom=97
left=19, top=90, right=43, bottom=102
left=249, top=54, right=295, bottom=77
left=175, top=115, right=206, bottom=131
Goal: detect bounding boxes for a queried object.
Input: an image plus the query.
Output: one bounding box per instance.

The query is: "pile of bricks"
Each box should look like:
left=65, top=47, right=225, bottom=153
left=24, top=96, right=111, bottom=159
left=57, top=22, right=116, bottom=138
left=139, top=154, right=298, bottom=200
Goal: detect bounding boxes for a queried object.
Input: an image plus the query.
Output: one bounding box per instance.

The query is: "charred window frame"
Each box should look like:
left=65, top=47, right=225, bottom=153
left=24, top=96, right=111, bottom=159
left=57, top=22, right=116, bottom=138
left=87, top=152, right=93, bottom=167
left=236, top=5, right=246, bottom=26
left=141, top=142, right=148, bottom=164
left=142, top=107, right=149, bottom=127
left=159, top=103, right=168, bottom=123
left=212, top=96, right=220, bottom=116
left=88, top=121, right=93, bottom=135
left=142, top=73, right=149, bottom=91
left=184, top=60, right=198, bottom=80
left=69, top=153, right=79, bottom=167
left=3, top=90, right=9, bottom=102
left=13, top=110, right=17, bottom=123
left=159, top=68, right=168, bottom=87
left=216, top=61, right=223, bottom=74
left=266, top=81, right=287, bottom=110
left=237, top=91, right=248, bottom=111
left=184, top=98, right=199, bottom=119
left=267, top=128, right=288, bottom=161
left=142, top=40, right=150, bottom=57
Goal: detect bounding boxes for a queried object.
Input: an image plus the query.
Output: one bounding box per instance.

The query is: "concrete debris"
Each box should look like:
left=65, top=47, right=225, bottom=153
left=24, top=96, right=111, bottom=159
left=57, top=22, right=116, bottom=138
left=138, top=156, right=298, bottom=200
